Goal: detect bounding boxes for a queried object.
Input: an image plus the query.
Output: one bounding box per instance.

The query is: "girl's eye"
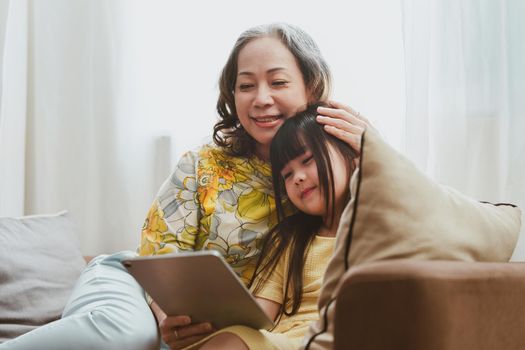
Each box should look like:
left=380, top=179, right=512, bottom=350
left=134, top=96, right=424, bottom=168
left=302, top=156, right=313, bottom=164
left=282, top=171, right=292, bottom=180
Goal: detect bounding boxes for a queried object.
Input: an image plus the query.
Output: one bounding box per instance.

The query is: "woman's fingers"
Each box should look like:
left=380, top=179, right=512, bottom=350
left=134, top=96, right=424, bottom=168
left=327, top=100, right=359, bottom=117
left=317, top=105, right=365, bottom=153
left=316, top=115, right=364, bottom=135
left=160, top=315, right=192, bottom=334
left=323, top=124, right=362, bottom=153
left=327, top=100, right=375, bottom=129
left=172, top=322, right=214, bottom=340
left=160, top=316, right=215, bottom=349
left=162, top=323, right=212, bottom=343
left=317, top=105, right=368, bottom=129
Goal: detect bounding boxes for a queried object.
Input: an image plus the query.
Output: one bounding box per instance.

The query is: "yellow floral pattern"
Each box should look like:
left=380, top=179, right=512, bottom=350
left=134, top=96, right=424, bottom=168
left=139, top=144, right=281, bottom=285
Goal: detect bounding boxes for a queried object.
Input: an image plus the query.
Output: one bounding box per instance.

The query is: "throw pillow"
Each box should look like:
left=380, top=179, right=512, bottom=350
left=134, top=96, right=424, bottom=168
left=302, top=128, right=521, bottom=350
left=0, top=211, right=86, bottom=343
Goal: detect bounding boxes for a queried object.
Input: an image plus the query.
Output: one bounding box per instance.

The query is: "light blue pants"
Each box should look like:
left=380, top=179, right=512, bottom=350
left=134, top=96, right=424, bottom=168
left=0, top=251, right=162, bottom=350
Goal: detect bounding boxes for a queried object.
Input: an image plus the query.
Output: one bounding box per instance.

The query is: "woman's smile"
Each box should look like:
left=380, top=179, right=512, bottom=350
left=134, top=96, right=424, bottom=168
left=250, top=114, right=284, bottom=128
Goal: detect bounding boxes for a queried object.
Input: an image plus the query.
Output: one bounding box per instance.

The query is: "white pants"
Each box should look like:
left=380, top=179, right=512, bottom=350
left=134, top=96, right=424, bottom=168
left=0, top=251, right=161, bottom=350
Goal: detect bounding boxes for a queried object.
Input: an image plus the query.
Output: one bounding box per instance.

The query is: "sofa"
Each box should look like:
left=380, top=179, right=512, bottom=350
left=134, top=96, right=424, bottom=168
left=2, top=211, right=525, bottom=349
left=333, top=260, right=525, bottom=350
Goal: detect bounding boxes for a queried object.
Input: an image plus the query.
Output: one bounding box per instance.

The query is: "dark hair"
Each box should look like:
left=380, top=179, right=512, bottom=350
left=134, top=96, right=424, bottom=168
left=249, top=103, right=357, bottom=320
left=213, top=23, right=332, bottom=158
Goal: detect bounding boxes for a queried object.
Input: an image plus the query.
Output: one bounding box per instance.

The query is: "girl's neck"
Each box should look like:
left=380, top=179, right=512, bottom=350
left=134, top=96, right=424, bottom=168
left=319, top=198, right=346, bottom=237
left=318, top=225, right=337, bottom=237
left=319, top=213, right=341, bottom=237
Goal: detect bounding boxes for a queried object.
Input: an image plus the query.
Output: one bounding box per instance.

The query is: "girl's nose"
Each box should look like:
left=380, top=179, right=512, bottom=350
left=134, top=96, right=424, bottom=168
left=294, top=172, right=305, bottom=185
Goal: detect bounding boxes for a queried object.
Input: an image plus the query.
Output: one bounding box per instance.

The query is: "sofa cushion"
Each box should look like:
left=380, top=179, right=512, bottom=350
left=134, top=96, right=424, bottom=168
left=302, top=128, right=521, bottom=350
left=0, top=211, right=86, bottom=343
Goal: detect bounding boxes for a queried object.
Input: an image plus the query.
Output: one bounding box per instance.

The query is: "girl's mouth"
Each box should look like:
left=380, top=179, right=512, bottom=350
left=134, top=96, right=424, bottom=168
left=301, top=186, right=316, bottom=199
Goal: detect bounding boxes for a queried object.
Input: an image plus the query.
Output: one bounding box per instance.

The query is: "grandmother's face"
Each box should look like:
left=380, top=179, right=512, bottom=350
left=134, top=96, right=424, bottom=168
left=234, top=36, right=309, bottom=160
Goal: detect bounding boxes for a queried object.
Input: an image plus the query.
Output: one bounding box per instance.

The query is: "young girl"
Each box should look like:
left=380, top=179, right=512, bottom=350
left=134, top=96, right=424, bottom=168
left=193, top=103, right=358, bottom=350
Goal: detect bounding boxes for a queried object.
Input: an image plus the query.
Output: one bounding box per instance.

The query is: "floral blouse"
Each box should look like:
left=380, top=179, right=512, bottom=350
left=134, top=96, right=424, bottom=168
left=139, top=144, right=279, bottom=285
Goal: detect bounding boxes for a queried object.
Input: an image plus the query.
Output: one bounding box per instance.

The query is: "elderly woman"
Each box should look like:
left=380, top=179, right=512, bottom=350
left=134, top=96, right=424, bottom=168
left=0, top=23, right=368, bottom=350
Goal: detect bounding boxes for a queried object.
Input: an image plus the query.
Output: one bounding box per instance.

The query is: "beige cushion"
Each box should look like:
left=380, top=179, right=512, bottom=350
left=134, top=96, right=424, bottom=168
left=301, top=128, right=522, bottom=350
left=0, top=211, right=86, bottom=343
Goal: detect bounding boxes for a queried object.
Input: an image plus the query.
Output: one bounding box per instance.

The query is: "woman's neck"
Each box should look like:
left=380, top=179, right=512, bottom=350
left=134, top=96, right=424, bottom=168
left=255, top=145, right=270, bottom=162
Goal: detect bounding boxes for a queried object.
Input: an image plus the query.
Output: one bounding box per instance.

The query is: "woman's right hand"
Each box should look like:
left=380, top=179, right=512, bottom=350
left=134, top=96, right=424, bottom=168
left=151, top=301, right=215, bottom=349
left=316, top=100, right=376, bottom=155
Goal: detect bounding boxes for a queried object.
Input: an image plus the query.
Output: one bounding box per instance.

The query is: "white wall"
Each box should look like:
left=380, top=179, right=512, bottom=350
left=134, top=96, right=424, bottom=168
left=119, top=0, right=405, bottom=163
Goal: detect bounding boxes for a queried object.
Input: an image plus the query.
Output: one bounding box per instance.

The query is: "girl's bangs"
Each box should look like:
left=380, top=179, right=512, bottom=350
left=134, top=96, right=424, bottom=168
left=271, top=129, right=308, bottom=173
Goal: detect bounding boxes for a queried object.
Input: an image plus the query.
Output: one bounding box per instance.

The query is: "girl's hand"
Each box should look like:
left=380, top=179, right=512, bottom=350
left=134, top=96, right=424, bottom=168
left=316, top=100, right=376, bottom=155
left=150, top=301, right=215, bottom=349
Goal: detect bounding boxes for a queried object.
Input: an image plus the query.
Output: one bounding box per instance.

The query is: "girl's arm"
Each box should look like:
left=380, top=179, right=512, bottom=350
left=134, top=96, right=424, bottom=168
left=255, top=296, right=281, bottom=321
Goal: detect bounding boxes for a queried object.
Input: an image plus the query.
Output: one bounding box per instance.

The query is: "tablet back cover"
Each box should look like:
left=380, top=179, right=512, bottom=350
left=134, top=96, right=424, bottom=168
left=122, top=251, right=274, bottom=330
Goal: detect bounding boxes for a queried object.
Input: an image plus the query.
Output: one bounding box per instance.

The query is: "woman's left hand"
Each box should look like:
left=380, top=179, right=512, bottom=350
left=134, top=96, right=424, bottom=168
left=316, top=100, right=376, bottom=155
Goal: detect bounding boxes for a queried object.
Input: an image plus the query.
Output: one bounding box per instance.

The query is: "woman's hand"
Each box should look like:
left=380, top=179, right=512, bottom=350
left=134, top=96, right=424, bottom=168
left=316, top=100, right=376, bottom=155
left=159, top=315, right=214, bottom=349
left=150, top=301, right=215, bottom=349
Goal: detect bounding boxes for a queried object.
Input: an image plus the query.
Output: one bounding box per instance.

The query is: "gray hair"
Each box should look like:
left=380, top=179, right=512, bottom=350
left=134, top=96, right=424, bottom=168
left=213, top=23, right=332, bottom=157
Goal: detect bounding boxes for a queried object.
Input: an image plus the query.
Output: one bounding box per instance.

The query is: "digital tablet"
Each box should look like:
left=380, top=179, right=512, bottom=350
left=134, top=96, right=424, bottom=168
left=122, top=250, right=274, bottom=330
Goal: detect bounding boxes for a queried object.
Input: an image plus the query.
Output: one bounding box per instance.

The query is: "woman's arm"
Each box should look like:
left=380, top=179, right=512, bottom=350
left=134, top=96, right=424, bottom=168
left=139, top=150, right=202, bottom=256
left=142, top=150, right=213, bottom=349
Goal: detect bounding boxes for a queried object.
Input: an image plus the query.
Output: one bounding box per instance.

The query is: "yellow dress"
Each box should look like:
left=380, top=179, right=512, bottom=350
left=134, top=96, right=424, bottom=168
left=187, top=235, right=335, bottom=350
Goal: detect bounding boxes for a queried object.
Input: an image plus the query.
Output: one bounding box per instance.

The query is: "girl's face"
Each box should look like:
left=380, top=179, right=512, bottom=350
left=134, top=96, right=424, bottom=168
left=280, top=145, right=348, bottom=220
left=234, top=36, right=310, bottom=160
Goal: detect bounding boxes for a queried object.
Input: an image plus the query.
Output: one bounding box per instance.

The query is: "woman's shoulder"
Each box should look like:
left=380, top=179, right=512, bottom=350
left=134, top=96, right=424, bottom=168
left=175, top=144, right=227, bottom=169
left=194, top=143, right=271, bottom=177
left=169, top=143, right=273, bottom=191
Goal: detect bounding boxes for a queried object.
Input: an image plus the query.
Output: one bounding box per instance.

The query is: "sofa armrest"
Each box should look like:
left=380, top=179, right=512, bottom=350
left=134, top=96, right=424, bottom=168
left=334, top=260, right=525, bottom=350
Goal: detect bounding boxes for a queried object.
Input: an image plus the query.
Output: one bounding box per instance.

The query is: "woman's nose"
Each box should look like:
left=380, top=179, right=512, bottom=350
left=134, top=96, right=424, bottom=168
left=253, top=85, right=274, bottom=106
